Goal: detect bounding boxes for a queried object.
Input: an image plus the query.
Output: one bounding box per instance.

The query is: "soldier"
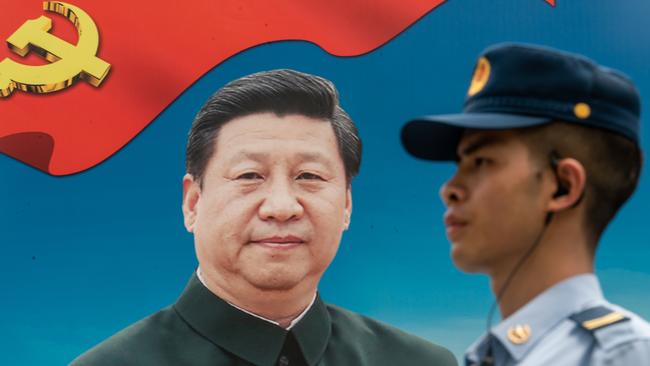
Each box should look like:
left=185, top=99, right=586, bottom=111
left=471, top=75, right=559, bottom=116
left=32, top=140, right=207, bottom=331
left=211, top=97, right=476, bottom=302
left=401, top=43, right=650, bottom=365
left=71, top=69, right=456, bottom=366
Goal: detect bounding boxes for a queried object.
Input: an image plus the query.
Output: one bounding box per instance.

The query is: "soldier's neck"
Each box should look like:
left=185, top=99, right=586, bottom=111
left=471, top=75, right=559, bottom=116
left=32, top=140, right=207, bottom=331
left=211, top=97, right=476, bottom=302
left=489, top=220, right=594, bottom=320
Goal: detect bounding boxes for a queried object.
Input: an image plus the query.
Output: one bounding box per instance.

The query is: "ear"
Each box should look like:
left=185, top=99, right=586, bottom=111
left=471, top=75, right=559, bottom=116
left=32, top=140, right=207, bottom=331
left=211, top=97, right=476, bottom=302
left=182, top=174, right=201, bottom=233
left=343, top=187, right=352, bottom=230
left=547, top=158, right=587, bottom=213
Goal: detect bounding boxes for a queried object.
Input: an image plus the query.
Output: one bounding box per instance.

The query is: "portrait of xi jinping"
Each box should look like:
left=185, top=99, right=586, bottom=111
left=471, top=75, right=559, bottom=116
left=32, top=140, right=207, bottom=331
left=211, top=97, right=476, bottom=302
left=71, top=69, right=455, bottom=366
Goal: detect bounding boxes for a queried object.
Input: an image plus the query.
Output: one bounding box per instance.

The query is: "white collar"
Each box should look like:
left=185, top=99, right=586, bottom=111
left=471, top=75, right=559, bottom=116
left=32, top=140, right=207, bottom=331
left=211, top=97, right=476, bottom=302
left=196, top=267, right=317, bottom=330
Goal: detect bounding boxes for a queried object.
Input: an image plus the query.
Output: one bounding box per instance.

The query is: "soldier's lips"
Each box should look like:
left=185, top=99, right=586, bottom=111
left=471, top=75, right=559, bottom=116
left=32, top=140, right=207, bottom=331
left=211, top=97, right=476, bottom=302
left=446, top=223, right=468, bottom=240
left=444, top=213, right=468, bottom=240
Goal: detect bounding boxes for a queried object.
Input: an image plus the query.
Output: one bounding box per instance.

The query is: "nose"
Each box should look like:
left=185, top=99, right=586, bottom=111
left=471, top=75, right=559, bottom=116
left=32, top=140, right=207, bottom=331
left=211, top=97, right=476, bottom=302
left=439, top=173, right=466, bottom=206
left=258, top=178, right=304, bottom=222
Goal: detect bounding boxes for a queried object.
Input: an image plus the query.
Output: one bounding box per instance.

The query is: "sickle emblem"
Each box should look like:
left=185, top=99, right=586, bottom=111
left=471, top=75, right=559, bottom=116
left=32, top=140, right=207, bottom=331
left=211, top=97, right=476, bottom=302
left=0, top=1, right=111, bottom=97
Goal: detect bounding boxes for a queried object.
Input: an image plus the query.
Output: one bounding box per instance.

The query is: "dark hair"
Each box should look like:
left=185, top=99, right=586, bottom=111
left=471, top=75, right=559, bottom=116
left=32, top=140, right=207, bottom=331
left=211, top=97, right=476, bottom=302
left=519, top=122, right=643, bottom=245
left=186, top=69, right=362, bottom=185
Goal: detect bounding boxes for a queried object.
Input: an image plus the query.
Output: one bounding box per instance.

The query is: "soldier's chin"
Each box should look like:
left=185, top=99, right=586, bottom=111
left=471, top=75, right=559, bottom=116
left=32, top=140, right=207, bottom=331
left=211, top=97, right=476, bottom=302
left=450, top=243, right=483, bottom=273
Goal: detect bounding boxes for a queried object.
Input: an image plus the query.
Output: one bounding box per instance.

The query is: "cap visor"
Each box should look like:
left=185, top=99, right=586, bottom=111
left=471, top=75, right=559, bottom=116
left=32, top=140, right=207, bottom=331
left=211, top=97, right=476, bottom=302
left=401, top=113, right=551, bottom=161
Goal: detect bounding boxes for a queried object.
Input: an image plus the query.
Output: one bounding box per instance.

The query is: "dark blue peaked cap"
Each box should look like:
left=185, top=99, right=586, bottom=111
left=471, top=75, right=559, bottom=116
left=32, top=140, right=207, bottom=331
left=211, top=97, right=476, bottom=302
left=401, top=43, right=641, bottom=161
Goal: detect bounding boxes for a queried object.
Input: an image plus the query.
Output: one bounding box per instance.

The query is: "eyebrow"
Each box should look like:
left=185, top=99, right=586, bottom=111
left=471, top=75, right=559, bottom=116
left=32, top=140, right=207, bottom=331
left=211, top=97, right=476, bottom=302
left=227, top=151, right=269, bottom=165
left=227, top=150, right=334, bottom=167
left=458, top=135, right=505, bottom=158
left=296, top=152, right=335, bottom=168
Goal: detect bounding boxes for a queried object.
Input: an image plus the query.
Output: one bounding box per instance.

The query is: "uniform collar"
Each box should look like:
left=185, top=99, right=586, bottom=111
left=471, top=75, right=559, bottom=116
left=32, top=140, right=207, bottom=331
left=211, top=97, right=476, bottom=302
left=196, top=267, right=316, bottom=330
left=174, top=273, right=331, bottom=366
left=466, top=273, right=604, bottom=364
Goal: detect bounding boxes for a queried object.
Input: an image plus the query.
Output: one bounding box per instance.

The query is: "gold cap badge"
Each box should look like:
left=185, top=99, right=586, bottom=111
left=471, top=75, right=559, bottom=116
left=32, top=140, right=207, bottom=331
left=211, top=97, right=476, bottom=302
left=467, top=57, right=491, bottom=97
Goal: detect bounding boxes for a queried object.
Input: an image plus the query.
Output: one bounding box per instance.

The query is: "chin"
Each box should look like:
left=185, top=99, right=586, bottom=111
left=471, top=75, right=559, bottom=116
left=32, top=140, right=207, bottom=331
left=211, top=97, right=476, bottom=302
left=243, top=266, right=309, bottom=291
left=450, top=244, right=484, bottom=273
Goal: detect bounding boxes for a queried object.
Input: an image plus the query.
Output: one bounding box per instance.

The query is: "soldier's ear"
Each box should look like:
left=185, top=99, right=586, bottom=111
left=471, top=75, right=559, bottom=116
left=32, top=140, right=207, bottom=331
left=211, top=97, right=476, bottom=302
left=547, top=158, right=586, bottom=213
left=182, top=174, right=201, bottom=233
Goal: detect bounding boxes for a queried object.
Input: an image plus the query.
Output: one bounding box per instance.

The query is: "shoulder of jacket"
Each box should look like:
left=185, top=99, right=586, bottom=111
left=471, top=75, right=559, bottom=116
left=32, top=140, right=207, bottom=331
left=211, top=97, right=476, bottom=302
left=325, top=303, right=457, bottom=365
left=325, top=303, right=410, bottom=339
left=70, top=306, right=178, bottom=365
left=570, top=305, right=650, bottom=351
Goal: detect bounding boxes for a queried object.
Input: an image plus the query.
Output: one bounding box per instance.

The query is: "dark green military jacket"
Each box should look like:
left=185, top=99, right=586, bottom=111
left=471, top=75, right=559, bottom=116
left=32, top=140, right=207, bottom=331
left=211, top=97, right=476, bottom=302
left=71, top=274, right=456, bottom=366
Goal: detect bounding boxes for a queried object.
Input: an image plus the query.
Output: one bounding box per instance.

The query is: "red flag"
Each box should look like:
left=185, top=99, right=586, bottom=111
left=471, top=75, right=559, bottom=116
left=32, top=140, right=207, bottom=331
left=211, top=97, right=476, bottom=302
left=0, top=0, right=446, bottom=175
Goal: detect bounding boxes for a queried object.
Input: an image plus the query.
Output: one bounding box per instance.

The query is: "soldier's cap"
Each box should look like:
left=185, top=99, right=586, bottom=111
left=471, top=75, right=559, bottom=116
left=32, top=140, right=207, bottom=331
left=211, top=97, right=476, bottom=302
left=401, top=42, right=641, bottom=161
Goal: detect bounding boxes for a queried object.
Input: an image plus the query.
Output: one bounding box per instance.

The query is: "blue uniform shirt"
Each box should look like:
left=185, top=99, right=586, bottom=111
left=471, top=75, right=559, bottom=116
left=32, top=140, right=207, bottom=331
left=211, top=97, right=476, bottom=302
left=464, top=274, right=650, bottom=365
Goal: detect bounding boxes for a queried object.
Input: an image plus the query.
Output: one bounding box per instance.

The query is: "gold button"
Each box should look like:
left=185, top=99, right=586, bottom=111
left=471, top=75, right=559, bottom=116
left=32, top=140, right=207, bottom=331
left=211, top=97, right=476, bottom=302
left=574, top=103, right=591, bottom=119
left=507, top=324, right=532, bottom=344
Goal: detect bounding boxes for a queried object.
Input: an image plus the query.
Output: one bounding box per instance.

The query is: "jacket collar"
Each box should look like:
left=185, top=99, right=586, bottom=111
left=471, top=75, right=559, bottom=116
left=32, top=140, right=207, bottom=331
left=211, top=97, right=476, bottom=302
left=466, top=273, right=604, bottom=364
left=174, top=273, right=331, bottom=366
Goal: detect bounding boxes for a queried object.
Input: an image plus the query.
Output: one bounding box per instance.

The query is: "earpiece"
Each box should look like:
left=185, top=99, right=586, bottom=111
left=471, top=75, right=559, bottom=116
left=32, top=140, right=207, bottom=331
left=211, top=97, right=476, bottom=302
left=550, top=151, right=569, bottom=198
left=549, top=151, right=585, bottom=207
left=553, top=183, right=569, bottom=198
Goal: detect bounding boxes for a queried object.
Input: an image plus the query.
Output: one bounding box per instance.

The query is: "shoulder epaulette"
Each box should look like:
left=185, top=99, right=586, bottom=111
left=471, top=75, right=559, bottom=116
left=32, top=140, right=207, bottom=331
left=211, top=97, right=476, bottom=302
left=569, top=306, right=630, bottom=332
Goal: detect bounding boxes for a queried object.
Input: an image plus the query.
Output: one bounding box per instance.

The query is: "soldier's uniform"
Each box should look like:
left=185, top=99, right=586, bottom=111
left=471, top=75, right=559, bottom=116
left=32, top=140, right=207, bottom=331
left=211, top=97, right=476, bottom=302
left=401, top=43, right=650, bottom=365
left=464, top=274, right=650, bottom=365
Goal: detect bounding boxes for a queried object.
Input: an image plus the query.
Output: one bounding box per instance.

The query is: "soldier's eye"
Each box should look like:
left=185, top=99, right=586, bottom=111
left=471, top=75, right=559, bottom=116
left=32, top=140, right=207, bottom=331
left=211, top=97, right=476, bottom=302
left=474, top=157, right=489, bottom=167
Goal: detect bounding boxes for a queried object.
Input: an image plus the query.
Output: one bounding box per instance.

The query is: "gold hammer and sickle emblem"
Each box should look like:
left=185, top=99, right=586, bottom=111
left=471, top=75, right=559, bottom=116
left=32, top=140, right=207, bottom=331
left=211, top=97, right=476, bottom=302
left=0, top=1, right=111, bottom=97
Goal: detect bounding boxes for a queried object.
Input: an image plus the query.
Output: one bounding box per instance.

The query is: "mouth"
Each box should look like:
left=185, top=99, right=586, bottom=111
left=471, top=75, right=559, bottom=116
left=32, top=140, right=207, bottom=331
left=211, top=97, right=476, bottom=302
left=443, top=213, right=468, bottom=239
left=250, top=235, right=306, bottom=250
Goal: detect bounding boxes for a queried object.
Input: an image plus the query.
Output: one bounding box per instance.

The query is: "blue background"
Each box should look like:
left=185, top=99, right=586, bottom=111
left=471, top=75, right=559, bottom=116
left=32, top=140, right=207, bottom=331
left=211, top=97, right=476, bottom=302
left=2, top=1, right=649, bottom=364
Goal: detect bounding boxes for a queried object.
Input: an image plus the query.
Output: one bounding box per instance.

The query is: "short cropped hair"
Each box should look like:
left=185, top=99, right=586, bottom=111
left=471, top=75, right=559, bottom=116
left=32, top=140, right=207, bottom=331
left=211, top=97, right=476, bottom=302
left=186, top=69, right=362, bottom=185
left=519, top=122, right=642, bottom=245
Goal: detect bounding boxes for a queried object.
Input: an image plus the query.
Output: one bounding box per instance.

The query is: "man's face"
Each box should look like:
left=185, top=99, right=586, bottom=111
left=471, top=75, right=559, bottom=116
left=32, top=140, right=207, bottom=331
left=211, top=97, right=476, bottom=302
left=183, top=113, right=351, bottom=292
left=440, top=129, right=550, bottom=274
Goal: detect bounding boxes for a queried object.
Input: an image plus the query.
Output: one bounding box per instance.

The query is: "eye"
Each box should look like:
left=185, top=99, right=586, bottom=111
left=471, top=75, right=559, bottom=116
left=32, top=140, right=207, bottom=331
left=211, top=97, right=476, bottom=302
left=474, top=157, right=490, bottom=168
left=236, top=172, right=264, bottom=180
left=297, top=172, right=324, bottom=181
